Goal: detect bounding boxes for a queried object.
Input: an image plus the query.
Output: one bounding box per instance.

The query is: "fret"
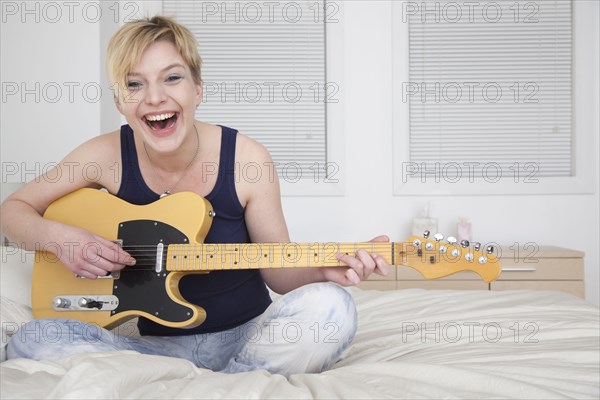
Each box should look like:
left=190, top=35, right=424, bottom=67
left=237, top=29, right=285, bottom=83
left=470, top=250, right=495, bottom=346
left=194, top=244, right=202, bottom=271
left=259, top=243, right=264, bottom=269
left=185, top=244, right=189, bottom=270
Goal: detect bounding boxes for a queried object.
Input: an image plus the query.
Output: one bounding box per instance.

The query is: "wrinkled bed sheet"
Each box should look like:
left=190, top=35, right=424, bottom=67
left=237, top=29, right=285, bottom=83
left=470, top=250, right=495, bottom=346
left=1, top=288, right=599, bottom=399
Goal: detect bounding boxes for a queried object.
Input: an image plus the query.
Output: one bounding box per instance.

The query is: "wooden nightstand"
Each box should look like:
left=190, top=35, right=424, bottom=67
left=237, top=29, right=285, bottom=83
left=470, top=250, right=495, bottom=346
left=357, top=244, right=585, bottom=298
left=491, top=245, right=585, bottom=298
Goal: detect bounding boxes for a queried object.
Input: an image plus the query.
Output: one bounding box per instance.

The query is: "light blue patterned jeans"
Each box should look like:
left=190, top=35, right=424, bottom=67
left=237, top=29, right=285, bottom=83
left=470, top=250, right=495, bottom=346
left=7, top=283, right=357, bottom=376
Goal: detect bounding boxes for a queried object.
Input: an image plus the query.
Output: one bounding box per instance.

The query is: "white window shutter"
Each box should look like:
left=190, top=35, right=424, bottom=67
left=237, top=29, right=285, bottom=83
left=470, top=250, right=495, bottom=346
left=163, top=0, right=327, bottom=179
left=407, top=0, right=572, bottom=178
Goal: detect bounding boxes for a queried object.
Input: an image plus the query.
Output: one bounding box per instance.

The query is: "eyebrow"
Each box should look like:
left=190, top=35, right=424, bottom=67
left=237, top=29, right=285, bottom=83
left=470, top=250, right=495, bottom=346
left=127, top=63, right=185, bottom=77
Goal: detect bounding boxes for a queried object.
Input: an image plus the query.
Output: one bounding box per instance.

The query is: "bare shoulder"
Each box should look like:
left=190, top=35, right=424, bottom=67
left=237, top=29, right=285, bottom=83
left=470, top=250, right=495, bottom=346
left=4, top=129, right=122, bottom=215
left=61, top=130, right=122, bottom=190
left=70, top=129, right=120, bottom=160
left=233, top=131, right=281, bottom=206
left=235, top=131, right=274, bottom=165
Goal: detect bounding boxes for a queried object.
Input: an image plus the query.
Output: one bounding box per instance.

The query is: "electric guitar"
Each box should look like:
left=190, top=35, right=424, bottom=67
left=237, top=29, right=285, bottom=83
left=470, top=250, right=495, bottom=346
left=32, top=188, right=501, bottom=329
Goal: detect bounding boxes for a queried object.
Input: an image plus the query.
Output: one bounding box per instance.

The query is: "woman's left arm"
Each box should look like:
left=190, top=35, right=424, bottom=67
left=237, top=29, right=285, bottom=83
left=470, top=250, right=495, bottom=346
left=236, top=134, right=390, bottom=294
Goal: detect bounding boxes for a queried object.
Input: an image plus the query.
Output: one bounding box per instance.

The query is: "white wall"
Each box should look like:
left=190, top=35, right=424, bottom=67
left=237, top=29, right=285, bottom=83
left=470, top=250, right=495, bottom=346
left=1, top=1, right=598, bottom=305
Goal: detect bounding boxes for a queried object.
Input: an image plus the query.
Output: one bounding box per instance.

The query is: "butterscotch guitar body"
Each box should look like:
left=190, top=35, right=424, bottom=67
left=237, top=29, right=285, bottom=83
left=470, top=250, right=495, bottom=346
left=32, top=188, right=214, bottom=329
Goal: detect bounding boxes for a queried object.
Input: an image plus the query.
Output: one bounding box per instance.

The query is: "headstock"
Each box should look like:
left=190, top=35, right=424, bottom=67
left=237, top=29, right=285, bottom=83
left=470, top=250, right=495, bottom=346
left=401, top=231, right=502, bottom=282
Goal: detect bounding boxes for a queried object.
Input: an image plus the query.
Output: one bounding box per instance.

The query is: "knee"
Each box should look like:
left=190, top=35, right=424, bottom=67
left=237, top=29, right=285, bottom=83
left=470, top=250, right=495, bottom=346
left=8, top=319, right=53, bottom=359
left=7, top=318, right=83, bottom=360
left=302, top=283, right=357, bottom=322
left=289, top=283, right=358, bottom=347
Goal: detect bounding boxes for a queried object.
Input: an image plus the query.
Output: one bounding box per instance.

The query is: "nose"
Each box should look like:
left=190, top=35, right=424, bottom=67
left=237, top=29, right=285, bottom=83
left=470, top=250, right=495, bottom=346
left=144, top=82, right=167, bottom=106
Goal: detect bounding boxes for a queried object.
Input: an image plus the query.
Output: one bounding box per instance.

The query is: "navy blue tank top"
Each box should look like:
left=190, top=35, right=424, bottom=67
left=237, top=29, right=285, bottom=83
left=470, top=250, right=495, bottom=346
left=116, top=124, right=272, bottom=335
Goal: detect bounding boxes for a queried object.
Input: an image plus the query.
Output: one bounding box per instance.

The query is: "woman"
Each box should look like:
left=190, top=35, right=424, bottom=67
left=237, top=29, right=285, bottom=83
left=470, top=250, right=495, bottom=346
left=0, top=16, right=389, bottom=376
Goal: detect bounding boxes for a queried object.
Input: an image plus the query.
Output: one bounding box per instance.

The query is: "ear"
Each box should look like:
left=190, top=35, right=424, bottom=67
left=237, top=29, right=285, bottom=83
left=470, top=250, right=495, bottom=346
left=114, top=95, right=124, bottom=115
left=194, top=80, right=202, bottom=108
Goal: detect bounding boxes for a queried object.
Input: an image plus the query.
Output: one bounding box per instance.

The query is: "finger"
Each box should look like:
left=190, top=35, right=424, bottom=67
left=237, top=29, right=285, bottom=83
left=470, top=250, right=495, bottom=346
left=337, top=252, right=365, bottom=280
left=343, top=268, right=361, bottom=285
left=369, top=235, right=390, bottom=243
left=81, top=243, right=128, bottom=274
left=95, top=236, right=136, bottom=265
left=88, top=255, right=123, bottom=275
left=371, top=252, right=391, bottom=276
left=355, top=249, right=377, bottom=276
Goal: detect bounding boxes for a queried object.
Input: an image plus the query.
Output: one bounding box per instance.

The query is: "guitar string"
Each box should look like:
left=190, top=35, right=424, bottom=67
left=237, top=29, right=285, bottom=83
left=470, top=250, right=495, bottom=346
left=106, top=243, right=477, bottom=267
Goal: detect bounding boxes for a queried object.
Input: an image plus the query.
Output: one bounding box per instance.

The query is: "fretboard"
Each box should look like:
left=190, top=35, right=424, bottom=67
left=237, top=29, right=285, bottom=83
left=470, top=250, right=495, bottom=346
left=166, top=242, right=403, bottom=271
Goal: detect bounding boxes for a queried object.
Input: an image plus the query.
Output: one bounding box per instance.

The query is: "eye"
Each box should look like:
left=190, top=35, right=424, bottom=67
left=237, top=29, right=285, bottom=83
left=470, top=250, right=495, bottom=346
left=127, top=81, right=142, bottom=90
left=166, top=75, right=182, bottom=83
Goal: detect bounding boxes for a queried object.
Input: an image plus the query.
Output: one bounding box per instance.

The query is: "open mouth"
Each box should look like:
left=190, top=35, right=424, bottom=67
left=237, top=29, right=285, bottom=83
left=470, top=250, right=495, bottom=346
left=143, top=112, right=178, bottom=131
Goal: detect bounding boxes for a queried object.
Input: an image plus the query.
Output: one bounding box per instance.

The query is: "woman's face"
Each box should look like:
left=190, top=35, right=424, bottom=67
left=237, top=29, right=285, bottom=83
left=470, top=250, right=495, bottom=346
left=116, top=40, right=202, bottom=155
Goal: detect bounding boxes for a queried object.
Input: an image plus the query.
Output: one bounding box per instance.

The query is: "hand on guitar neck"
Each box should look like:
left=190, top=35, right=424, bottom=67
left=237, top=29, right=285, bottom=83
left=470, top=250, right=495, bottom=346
left=322, top=235, right=392, bottom=286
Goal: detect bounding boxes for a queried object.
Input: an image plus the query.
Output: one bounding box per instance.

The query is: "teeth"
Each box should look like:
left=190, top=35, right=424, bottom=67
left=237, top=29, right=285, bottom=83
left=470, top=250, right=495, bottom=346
left=145, top=112, right=175, bottom=122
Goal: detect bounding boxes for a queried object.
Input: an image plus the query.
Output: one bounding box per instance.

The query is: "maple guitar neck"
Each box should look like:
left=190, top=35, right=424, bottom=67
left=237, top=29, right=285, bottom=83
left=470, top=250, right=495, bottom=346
left=163, top=242, right=401, bottom=271
left=161, top=240, right=499, bottom=283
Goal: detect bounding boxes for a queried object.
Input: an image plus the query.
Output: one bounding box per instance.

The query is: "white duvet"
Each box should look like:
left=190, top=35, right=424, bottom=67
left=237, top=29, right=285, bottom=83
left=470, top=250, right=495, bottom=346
left=1, top=288, right=599, bottom=399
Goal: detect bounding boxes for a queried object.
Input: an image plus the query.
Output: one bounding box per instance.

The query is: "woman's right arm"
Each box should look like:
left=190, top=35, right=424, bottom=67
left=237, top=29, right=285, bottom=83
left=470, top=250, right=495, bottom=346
left=0, top=133, right=135, bottom=279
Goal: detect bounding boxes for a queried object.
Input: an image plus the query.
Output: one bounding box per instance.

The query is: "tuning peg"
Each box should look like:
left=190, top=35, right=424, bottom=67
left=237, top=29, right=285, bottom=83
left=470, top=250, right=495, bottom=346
left=460, top=240, right=470, bottom=248
left=423, top=230, right=430, bottom=239
left=486, top=245, right=495, bottom=254
left=473, top=242, right=481, bottom=251
left=447, top=236, right=457, bottom=245
left=433, top=233, right=444, bottom=242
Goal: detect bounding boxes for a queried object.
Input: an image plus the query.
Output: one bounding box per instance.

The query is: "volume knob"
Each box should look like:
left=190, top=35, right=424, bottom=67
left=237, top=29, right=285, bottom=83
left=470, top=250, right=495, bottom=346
left=78, top=297, right=103, bottom=309
left=53, top=297, right=71, bottom=309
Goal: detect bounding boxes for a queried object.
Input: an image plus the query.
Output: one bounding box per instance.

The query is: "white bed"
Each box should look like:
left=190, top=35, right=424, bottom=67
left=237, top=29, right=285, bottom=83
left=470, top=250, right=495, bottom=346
left=1, top=248, right=599, bottom=399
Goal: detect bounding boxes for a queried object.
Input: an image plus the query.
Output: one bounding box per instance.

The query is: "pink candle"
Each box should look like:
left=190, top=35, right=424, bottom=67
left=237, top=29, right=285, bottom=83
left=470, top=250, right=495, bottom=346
left=457, top=217, right=471, bottom=242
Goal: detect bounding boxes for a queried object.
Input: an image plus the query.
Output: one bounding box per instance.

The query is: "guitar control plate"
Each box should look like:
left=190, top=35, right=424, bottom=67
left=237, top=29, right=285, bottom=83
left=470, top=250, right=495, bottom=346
left=51, top=295, right=119, bottom=311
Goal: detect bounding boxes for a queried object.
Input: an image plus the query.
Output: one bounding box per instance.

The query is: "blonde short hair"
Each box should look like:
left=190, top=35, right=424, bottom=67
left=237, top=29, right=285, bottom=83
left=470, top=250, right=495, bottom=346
left=106, top=16, right=202, bottom=96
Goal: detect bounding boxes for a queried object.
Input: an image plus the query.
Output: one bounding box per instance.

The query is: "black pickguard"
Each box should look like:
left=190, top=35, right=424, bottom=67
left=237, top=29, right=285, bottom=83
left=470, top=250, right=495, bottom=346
left=112, top=220, right=193, bottom=323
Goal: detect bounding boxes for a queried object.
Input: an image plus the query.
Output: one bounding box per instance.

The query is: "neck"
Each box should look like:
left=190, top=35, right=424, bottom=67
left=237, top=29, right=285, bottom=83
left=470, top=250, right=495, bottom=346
left=165, top=242, right=399, bottom=271
left=143, top=128, right=199, bottom=172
